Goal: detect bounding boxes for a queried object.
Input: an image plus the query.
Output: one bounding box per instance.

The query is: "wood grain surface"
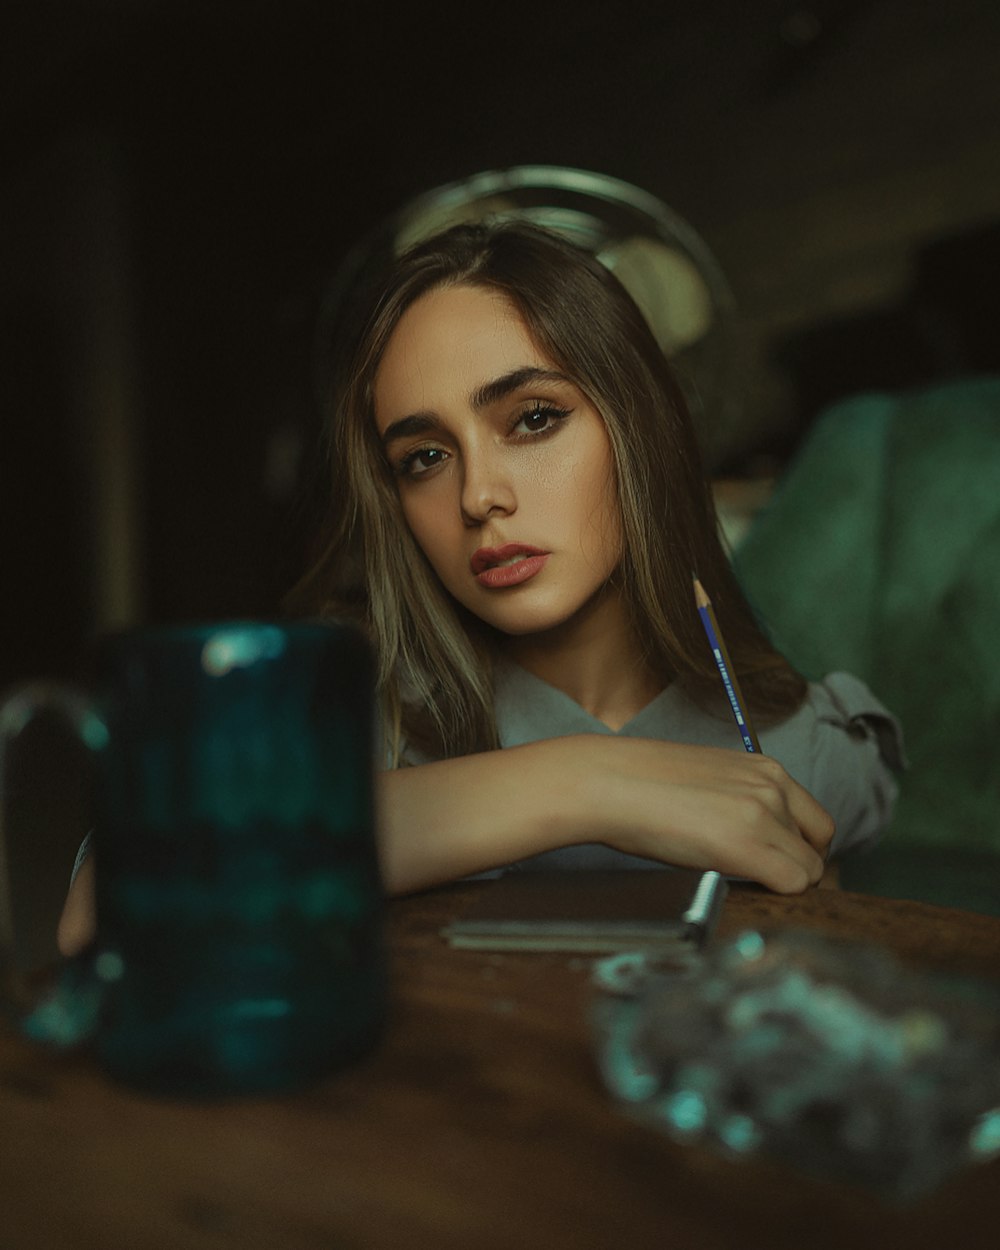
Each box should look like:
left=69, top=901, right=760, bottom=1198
left=1, top=884, right=998, bottom=1250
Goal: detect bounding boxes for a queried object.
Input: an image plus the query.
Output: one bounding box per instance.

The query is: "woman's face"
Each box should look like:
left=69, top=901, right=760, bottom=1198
left=372, top=283, right=623, bottom=638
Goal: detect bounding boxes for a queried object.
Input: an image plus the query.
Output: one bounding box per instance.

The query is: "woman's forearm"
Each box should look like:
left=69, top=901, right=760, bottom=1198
left=376, top=737, right=586, bottom=894
left=57, top=855, right=96, bottom=957
left=376, top=733, right=834, bottom=896
left=58, top=734, right=836, bottom=951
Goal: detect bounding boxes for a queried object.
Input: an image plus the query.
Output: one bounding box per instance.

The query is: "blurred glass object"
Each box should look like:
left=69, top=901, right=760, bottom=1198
left=1, top=622, right=385, bottom=1097
left=592, top=929, right=1000, bottom=1200
left=317, top=166, right=740, bottom=470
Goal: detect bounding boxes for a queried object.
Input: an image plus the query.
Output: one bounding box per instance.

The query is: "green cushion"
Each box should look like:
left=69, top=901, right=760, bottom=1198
left=735, top=378, right=1000, bottom=871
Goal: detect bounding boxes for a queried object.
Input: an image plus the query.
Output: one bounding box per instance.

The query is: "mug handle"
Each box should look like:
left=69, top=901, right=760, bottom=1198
left=0, top=682, right=108, bottom=1046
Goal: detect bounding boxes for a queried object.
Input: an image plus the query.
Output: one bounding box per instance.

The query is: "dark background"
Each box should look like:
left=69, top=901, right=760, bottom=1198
left=3, top=0, right=1000, bottom=686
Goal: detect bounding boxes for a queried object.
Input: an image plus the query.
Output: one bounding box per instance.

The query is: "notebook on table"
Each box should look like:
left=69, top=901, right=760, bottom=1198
left=441, top=868, right=727, bottom=953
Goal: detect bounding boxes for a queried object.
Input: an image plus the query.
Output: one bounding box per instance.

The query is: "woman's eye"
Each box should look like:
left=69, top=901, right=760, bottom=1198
left=397, top=447, right=447, bottom=478
left=515, top=403, right=570, bottom=435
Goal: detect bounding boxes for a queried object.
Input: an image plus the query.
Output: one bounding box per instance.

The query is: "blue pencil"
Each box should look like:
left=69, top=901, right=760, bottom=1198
left=692, top=574, right=762, bottom=754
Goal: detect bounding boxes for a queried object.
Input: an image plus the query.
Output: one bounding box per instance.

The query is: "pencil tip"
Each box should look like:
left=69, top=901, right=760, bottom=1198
left=692, top=574, right=710, bottom=607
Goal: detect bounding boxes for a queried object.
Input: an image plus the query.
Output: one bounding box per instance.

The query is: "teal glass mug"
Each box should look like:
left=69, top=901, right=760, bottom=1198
left=0, top=621, right=385, bottom=1097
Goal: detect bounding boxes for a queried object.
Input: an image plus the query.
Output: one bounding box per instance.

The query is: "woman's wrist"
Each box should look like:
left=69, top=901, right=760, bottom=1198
left=377, top=738, right=595, bottom=893
left=533, top=734, right=636, bottom=852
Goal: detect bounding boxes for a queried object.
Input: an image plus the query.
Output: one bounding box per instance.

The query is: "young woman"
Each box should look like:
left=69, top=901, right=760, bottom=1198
left=290, top=220, right=901, bottom=895
left=57, top=220, right=901, bottom=954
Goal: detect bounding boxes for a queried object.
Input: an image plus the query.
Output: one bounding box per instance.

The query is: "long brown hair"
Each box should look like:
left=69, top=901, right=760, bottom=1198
left=288, top=221, right=805, bottom=761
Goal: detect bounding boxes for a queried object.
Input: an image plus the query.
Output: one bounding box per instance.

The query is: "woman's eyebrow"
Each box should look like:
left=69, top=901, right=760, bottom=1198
left=379, top=413, right=438, bottom=448
left=471, top=366, right=573, bottom=410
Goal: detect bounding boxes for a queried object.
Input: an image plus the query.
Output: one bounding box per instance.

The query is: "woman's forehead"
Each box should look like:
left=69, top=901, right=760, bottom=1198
left=373, top=285, right=557, bottom=423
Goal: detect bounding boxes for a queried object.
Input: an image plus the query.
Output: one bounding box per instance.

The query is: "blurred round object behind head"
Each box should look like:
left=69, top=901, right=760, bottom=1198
left=317, top=167, right=740, bottom=471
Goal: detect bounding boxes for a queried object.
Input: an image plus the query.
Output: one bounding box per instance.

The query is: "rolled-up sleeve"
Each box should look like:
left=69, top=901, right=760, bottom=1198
left=765, top=672, right=906, bottom=858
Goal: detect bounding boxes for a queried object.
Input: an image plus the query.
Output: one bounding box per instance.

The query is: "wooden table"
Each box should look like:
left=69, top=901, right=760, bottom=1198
left=2, top=884, right=999, bottom=1249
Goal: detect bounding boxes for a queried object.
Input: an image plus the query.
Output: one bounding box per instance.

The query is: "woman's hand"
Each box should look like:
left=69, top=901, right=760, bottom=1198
left=580, top=736, right=834, bottom=893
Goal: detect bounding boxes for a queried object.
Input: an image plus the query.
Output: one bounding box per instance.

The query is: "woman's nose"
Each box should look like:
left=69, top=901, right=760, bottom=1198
left=460, top=449, right=516, bottom=525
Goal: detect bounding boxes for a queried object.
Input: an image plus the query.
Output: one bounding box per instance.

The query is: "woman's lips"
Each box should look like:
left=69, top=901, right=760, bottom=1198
left=471, top=544, right=549, bottom=589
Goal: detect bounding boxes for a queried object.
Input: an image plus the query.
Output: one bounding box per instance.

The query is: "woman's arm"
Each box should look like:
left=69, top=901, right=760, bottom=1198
left=57, top=853, right=95, bottom=957
left=378, top=733, right=833, bottom=895
left=57, top=733, right=834, bottom=954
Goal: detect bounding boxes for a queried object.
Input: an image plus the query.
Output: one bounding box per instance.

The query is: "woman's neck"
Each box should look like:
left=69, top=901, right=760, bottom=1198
left=501, top=584, right=664, bottom=731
